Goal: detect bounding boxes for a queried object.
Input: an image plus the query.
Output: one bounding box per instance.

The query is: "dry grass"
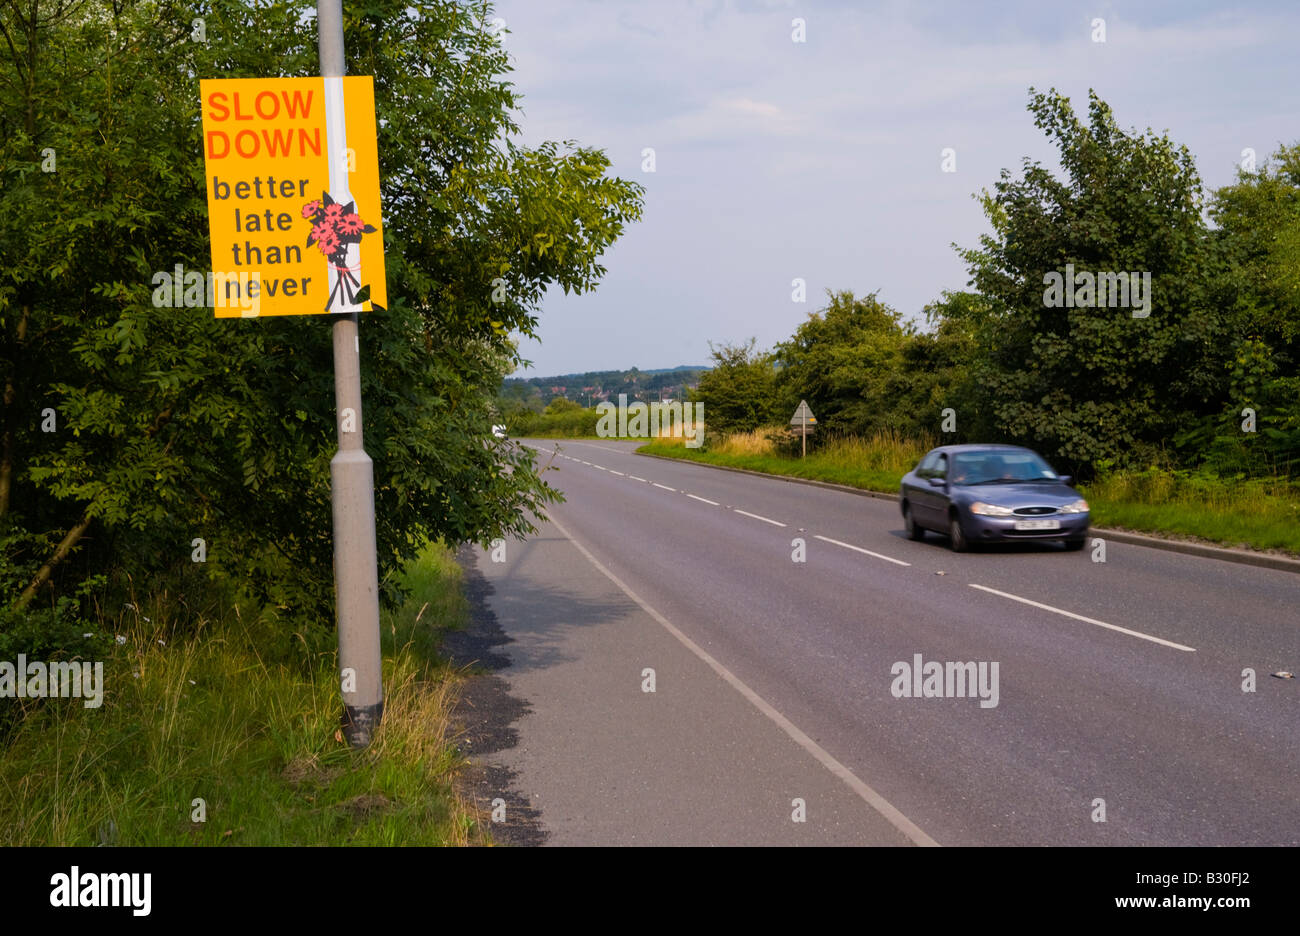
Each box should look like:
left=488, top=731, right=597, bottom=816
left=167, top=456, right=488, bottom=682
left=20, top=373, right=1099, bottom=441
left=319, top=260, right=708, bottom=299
left=710, top=429, right=777, bottom=456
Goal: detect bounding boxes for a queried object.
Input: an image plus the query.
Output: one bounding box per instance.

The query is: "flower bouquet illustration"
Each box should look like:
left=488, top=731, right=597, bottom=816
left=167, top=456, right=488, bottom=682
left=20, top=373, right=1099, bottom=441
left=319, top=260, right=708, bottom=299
left=301, top=191, right=378, bottom=312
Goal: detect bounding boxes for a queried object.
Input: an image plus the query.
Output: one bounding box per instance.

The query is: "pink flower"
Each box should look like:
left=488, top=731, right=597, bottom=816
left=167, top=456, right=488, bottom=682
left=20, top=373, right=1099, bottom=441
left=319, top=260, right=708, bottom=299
left=301, top=200, right=321, bottom=219
left=339, top=213, right=364, bottom=235
left=324, top=203, right=344, bottom=220
left=311, top=220, right=335, bottom=242
left=315, top=229, right=340, bottom=255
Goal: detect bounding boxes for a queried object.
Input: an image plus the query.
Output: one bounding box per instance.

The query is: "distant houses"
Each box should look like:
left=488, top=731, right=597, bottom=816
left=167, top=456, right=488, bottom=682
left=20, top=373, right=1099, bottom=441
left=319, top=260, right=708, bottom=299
left=502, top=366, right=708, bottom=411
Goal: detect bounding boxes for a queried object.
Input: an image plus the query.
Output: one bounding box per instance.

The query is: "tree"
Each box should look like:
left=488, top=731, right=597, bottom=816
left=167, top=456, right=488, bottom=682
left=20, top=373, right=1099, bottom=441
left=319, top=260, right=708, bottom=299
left=690, top=339, right=780, bottom=434
left=1187, top=143, right=1300, bottom=475
left=544, top=396, right=582, bottom=415
left=876, top=291, right=982, bottom=442
left=0, top=0, right=643, bottom=652
left=956, top=88, right=1223, bottom=474
left=772, top=290, right=908, bottom=437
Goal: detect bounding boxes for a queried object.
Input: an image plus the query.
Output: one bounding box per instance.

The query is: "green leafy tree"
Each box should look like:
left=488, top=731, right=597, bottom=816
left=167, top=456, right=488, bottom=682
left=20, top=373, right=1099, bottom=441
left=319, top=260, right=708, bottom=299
left=544, top=396, right=582, bottom=415
left=772, top=290, right=908, bottom=436
left=0, top=0, right=642, bottom=652
left=956, top=88, right=1223, bottom=474
left=876, top=291, right=982, bottom=442
left=1192, top=144, right=1300, bottom=475
left=690, top=339, right=780, bottom=434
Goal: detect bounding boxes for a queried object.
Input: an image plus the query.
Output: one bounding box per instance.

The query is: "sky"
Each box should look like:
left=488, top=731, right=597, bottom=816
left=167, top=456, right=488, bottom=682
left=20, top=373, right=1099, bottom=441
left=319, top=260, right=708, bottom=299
left=491, top=0, right=1300, bottom=377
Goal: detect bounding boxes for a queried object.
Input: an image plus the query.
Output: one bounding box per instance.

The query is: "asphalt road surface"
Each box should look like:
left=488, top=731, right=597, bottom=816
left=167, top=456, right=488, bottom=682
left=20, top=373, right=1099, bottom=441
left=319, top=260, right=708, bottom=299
left=460, top=438, right=1299, bottom=846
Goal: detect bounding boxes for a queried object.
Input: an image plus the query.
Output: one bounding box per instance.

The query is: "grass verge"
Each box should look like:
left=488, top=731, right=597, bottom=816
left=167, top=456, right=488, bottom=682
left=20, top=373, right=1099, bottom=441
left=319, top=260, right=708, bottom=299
left=0, top=542, right=485, bottom=846
left=639, top=429, right=925, bottom=496
left=640, top=431, right=1300, bottom=556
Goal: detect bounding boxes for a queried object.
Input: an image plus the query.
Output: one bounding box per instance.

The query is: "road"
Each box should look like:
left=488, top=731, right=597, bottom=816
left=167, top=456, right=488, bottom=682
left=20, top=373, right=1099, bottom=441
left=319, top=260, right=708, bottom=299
left=459, top=438, right=1299, bottom=846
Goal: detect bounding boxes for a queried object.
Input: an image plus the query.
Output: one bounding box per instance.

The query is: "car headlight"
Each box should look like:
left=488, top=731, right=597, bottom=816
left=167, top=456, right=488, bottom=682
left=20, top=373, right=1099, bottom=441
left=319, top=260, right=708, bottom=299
left=970, top=502, right=1015, bottom=516
left=1059, top=498, right=1089, bottom=514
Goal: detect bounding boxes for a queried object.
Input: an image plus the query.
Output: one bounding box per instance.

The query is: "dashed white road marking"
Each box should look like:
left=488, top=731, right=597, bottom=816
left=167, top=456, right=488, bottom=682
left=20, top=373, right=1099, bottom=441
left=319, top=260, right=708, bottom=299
left=968, top=584, right=1196, bottom=652
left=630, top=476, right=648, bottom=483
left=545, top=513, right=939, bottom=848
left=814, top=535, right=911, bottom=567
left=687, top=494, right=720, bottom=506
left=653, top=482, right=677, bottom=492
left=734, top=509, right=786, bottom=527
left=592, top=464, right=607, bottom=470
left=610, top=470, right=625, bottom=476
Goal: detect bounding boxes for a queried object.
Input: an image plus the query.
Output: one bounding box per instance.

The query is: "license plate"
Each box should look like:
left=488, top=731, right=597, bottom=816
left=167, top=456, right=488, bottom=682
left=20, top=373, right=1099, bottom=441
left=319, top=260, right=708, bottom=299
left=1014, top=518, right=1060, bottom=531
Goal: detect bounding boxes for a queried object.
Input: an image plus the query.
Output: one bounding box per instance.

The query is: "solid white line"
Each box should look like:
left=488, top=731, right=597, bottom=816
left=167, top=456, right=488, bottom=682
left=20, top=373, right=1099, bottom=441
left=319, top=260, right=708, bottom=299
left=653, top=482, right=677, bottom=492
left=687, top=493, right=720, bottom=506
left=814, top=535, right=911, bottom=567
left=609, top=470, right=625, bottom=476
left=968, top=584, right=1196, bottom=652
left=545, top=513, right=939, bottom=848
left=580, top=461, right=591, bottom=466
left=733, top=509, right=786, bottom=527
left=629, top=476, right=648, bottom=483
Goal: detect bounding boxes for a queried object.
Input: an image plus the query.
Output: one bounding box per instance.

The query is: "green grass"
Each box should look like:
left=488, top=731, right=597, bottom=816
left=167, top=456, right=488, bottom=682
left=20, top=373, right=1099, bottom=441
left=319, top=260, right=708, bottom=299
left=1084, top=470, right=1300, bottom=554
left=640, top=432, right=1300, bottom=557
left=0, top=542, right=487, bottom=846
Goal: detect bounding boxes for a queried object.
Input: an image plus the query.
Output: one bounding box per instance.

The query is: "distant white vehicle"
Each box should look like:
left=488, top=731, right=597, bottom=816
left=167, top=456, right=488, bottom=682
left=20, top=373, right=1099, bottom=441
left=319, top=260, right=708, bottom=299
left=492, top=424, right=508, bottom=439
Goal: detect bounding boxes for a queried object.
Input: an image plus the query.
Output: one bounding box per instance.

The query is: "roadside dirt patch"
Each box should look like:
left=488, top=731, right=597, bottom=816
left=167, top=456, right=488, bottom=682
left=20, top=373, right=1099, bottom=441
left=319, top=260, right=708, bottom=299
left=443, top=543, right=547, bottom=847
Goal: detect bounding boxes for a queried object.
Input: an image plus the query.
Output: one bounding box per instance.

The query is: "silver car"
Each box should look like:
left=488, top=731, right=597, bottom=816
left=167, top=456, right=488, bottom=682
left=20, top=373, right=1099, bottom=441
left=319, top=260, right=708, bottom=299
left=899, top=444, right=1090, bottom=552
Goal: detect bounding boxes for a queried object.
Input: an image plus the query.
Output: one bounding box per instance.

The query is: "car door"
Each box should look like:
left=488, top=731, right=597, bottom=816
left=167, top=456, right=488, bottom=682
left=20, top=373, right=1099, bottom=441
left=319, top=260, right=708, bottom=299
left=907, top=450, right=940, bottom=527
left=922, top=452, right=950, bottom=526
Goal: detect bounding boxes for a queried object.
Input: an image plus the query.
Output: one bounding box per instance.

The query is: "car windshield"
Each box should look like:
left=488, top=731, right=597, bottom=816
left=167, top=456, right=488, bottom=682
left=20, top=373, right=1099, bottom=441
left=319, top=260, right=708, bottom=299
left=949, top=451, right=1057, bottom=485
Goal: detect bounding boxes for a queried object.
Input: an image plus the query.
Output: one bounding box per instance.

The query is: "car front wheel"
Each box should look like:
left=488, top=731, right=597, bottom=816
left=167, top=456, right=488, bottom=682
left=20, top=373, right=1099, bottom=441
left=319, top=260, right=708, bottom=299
left=948, top=513, right=969, bottom=552
left=903, top=504, right=926, bottom=541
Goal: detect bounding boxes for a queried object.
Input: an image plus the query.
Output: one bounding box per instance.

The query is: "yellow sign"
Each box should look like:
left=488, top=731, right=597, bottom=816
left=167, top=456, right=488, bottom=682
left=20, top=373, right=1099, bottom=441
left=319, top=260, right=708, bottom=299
left=199, top=76, right=386, bottom=317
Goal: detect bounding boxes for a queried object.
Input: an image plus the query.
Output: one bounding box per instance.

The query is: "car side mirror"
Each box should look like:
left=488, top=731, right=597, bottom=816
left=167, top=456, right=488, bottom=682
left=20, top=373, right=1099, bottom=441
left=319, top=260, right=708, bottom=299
left=928, top=476, right=947, bottom=488
left=1058, top=475, right=1073, bottom=486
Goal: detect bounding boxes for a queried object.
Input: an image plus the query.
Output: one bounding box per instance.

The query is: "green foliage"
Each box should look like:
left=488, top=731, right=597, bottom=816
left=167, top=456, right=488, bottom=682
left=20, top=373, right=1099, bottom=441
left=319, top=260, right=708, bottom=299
left=509, top=405, right=601, bottom=438
left=1191, top=144, right=1300, bottom=476
left=690, top=339, right=781, bottom=433
left=0, top=0, right=642, bottom=655
left=877, top=291, right=981, bottom=441
left=544, top=396, right=583, bottom=415
left=773, top=290, right=909, bottom=436
left=956, top=88, right=1224, bottom=474
left=0, top=542, right=486, bottom=845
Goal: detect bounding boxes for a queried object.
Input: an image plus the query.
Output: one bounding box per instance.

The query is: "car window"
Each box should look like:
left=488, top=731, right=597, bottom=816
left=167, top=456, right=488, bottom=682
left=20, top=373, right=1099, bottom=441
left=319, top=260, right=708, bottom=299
left=933, top=454, right=948, bottom=479
left=951, top=451, right=1055, bottom=484
left=917, top=451, right=940, bottom=478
